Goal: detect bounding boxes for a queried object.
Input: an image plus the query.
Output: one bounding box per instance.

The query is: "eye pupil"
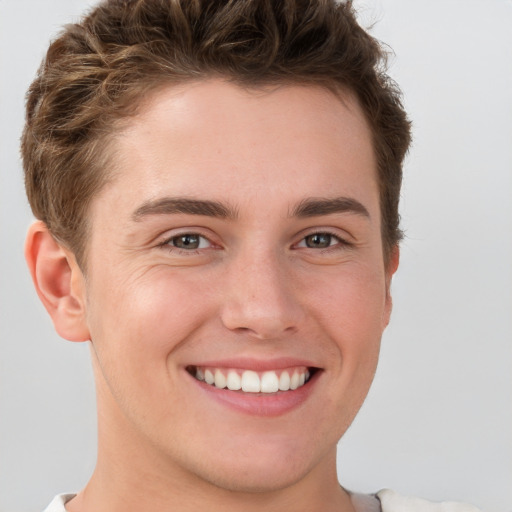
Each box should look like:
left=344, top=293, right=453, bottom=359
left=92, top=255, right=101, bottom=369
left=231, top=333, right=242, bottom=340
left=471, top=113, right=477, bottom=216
left=173, top=234, right=200, bottom=249
left=306, top=233, right=332, bottom=248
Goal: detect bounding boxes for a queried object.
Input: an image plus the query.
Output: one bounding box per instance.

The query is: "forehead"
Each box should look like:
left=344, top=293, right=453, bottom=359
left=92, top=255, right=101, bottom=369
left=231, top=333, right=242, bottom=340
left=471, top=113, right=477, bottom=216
left=98, top=80, right=378, bottom=220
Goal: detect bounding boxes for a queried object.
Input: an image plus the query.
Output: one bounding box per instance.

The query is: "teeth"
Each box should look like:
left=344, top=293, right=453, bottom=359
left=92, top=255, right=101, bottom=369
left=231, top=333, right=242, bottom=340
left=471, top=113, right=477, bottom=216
left=204, top=369, right=214, bottom=385
left=290, top=371, right=300, bottom=390
left=214, top=369, right=227, bottom=389
left=241, top=370, right=260, bottom=393
left=193, top=366, right=312, bottom=393
left=226, top=370, right=242, bottom=391
left=261, top=371, right=279, bottom=393
left=278, top=371, right=290, bottom=391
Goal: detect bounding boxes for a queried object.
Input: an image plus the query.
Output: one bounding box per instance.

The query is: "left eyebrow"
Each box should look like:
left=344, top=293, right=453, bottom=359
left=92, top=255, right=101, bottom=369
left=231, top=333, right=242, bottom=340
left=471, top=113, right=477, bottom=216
left=290, top=197, right=370, bottom=219
left=132, top=197, right=238, bottom=221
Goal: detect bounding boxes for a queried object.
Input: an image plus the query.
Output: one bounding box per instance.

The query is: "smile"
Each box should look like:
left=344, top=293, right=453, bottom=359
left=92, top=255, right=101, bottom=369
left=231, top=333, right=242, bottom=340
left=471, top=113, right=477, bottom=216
left=187, top=366, right=313, bottom=393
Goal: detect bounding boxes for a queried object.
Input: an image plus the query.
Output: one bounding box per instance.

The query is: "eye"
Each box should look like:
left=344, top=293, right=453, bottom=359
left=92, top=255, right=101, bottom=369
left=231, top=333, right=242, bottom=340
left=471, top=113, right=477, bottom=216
left=297, top=232, right=341, bottom=249
left=167, top=233, right=211, bottom=250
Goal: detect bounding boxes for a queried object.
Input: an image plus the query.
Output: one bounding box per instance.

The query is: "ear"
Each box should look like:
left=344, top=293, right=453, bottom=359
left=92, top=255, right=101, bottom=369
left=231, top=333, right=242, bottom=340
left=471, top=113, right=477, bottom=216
left=382, top=244, right=400, bottom=329
left=25, top=221, right=90, bottom=342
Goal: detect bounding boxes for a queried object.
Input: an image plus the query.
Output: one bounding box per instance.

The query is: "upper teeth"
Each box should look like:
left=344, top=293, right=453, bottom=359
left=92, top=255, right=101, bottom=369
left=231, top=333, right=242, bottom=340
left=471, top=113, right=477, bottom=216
left=194, top=367, right=310, bottom=393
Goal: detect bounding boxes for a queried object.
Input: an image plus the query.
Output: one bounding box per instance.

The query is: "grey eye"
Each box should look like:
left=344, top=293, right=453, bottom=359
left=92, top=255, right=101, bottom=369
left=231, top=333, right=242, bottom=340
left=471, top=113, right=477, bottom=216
left=303, top=233, right=334, bottom=248
left=171, top=234, right=202, bottom=249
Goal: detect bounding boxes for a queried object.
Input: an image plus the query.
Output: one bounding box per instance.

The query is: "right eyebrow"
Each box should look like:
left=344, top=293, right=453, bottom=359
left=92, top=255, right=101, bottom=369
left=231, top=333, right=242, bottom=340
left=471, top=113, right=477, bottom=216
left=132, top=197, right=238, bottom=221
left=290, top=196, right=370, bottom=219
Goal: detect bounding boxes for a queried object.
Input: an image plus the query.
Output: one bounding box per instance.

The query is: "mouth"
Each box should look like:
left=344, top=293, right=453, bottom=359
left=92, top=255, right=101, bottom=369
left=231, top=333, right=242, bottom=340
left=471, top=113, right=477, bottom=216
left=186, top=365, right=317, bottom=394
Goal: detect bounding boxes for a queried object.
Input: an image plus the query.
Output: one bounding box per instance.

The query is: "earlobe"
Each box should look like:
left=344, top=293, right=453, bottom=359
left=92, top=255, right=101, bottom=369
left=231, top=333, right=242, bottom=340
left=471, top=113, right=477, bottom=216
left=387, top=245, right=400, bottom=279
left=382, top=245, right=400, bottom=328
left=25, top=221, right=90, bottom=342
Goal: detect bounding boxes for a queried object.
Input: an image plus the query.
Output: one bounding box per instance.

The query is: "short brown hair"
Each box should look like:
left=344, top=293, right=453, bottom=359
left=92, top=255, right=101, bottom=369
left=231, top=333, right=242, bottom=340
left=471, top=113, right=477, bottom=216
left=22, top=0, right=411, bottom=267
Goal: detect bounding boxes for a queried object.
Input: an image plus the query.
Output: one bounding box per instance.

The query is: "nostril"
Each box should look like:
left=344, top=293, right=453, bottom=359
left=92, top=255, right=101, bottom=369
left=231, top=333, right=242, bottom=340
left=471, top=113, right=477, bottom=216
left=219, top=270, right=304, bottom=339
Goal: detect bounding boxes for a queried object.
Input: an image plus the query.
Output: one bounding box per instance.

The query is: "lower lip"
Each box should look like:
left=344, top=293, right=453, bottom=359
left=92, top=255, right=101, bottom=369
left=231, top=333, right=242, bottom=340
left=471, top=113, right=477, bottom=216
left=188, top=371, right=320, bottom=417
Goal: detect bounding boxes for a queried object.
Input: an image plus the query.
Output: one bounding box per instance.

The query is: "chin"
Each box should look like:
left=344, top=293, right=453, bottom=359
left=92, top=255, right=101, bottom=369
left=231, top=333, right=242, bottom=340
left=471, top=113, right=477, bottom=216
left=201, top=461, right=308, bottom=494
left=187, top=435, right=322, bottom=494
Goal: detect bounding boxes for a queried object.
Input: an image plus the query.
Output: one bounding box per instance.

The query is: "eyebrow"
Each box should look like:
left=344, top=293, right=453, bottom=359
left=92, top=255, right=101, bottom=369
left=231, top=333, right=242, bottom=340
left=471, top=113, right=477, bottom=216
left=131, top=195, right=369, bottom=222
left=290, top=197, right=370, bottom=219
left=132, top=197, right=238, bottom=221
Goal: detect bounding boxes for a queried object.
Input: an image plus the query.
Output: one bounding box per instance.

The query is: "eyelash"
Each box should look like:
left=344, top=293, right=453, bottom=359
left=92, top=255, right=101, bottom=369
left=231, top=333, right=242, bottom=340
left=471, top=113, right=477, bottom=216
left=158, top=232, right=214, bottom=254
left=295, top=231, right=352, bottom=251
left=158, top=229, right=352, bottom=255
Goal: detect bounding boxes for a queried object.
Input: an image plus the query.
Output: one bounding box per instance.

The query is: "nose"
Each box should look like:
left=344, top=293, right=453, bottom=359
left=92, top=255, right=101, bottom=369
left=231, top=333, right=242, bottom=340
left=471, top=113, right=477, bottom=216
left=220, top=248, right=304, bottom=340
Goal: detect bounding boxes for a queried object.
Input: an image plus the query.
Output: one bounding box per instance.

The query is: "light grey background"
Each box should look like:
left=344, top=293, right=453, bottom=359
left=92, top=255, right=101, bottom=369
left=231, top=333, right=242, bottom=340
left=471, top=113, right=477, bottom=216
left=1, top=1, right=511, bottom=511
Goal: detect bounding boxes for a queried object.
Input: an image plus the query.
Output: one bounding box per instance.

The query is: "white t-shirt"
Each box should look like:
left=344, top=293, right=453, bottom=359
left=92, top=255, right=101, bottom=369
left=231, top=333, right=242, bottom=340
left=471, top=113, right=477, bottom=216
left=42, top=489, right=482, bottom=512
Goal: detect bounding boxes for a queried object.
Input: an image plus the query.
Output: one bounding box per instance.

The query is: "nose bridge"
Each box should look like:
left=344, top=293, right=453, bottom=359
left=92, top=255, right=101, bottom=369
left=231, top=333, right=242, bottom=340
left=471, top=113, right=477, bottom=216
left=220, top=244, right=302, bottom=339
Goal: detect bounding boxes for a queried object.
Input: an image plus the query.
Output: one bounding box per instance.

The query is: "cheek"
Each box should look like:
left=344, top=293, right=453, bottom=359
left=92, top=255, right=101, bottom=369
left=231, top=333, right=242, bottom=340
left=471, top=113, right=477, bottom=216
left=85, top=269, right=218, bottom=429
left=85, top=268, right=216, bottom=376
left=304, top=264, right=386, bottom=394
left=307, top=263, right=388, bottom=336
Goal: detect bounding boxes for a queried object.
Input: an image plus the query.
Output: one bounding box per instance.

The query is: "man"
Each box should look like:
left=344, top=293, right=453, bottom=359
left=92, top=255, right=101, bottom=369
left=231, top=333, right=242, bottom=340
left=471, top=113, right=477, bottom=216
left=21, top=1, right=480, bottom=511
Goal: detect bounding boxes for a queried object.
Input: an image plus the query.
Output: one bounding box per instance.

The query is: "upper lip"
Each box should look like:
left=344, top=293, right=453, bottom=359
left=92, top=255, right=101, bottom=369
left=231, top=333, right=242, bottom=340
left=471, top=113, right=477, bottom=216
left=185, top=357, right=320, bottom=372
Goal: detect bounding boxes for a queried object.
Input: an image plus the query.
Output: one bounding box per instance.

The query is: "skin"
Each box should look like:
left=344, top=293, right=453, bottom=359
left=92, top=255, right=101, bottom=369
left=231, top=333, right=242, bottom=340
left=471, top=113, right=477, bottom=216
left=26, top=80, right=399, bottom=512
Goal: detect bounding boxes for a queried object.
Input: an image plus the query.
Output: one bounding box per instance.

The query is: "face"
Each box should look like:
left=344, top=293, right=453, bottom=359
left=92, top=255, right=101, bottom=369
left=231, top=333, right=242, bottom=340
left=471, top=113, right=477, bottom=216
left=79, top=80, right=396, bottom=492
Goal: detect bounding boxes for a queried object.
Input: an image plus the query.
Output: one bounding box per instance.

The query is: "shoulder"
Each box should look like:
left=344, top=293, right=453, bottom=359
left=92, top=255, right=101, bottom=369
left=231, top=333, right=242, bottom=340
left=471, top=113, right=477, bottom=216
left=376, top=489, right=483, bottom=512
left=42, top=493, right=76, bottom=512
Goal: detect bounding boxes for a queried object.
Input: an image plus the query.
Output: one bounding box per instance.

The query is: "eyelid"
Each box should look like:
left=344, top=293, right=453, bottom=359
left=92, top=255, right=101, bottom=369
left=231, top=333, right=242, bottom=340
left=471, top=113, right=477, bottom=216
left=293, top=228, right=353, bottom=248
left=157, top=228, right=220, bottom=251
left=154, top=226, right=353, bottom=252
